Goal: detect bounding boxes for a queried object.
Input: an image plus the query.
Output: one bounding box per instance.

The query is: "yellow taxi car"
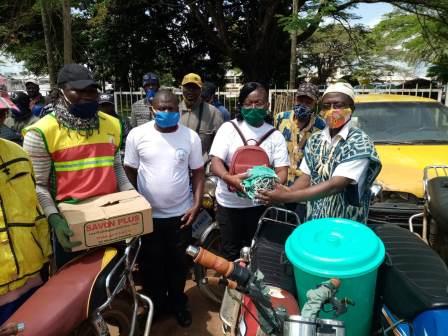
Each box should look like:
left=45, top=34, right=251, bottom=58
left=353, top=94, right=448, bottom=226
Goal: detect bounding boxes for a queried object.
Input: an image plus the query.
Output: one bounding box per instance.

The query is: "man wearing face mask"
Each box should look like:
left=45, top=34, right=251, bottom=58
left=275, top=83, right=325, bottom=186
left=275, top=82, right=325, bottom=220
left=5, top=92, right=39, bottom=134
left=179, top=73, right=223, bottom=159
left=124, top=89, right=204, bottom=327
left=25, top=79, right=45, bottom=117
left=130, top=72, right=160, bottom=128
left=258, top=82, right=381, bottom=223
left=23, top=64, right=133, bottom=267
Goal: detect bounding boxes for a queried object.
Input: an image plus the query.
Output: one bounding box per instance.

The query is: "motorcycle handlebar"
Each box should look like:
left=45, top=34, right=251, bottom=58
left=186, top=246, right=234, bottom=277
left=203, top=276, right=238, bottom=289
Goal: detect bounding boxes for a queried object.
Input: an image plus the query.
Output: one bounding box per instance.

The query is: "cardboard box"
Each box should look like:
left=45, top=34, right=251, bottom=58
left=58, top=190, right=153, bottom=252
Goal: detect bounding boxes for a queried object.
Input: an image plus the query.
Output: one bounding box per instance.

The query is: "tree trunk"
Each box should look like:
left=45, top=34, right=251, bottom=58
left=62, top=0, right=72, bottom=64
left=40, top=0, right=56, bottom=87
left=289, top=0, right=299, bottom=89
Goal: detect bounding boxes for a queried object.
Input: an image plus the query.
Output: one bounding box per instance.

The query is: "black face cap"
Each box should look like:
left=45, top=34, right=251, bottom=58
left=57, top=64, right=98, bottom=90
left=98, top=93, right=114, bottom=105
left=11, top=91, right=31, bottom=113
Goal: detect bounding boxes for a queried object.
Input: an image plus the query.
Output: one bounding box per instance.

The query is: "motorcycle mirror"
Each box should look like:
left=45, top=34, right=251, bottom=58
left=370, top=184, right=382, bottom=201
left=240, top=247, right=251, bottom=262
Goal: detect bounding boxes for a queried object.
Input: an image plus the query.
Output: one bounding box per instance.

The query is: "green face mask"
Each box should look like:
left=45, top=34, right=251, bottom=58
left=240, top=107, right=267, bottom=126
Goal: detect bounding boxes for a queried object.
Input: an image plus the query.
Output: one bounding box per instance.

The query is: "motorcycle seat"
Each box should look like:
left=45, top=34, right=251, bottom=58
left=6, top=248, right=117, bottom=336
left=427, top=176, right=448, bottom=232
left=251, top=215, right=297, bottom=296
left=374, top=225, right=448, bottom=320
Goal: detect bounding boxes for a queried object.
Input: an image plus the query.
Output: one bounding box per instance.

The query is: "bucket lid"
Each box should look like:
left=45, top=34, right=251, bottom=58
left=285, top=218, right=385, bottom=278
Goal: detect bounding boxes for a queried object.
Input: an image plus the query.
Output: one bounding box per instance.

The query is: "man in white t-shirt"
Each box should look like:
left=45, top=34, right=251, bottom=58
left=210, top=82, right=289, bottom=261
left=124, top=90, right=204, bottom=327
left=257, top=83, right=381, bottom=223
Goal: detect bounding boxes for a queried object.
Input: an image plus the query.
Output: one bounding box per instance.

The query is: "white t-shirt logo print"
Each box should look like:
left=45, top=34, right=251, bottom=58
left=175, top=148, right=187, bottom=163
left=123, top=121, right=204, bottom=218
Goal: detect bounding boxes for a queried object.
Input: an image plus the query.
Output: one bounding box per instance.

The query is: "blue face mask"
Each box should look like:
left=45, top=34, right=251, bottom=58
left=69, top=101, right=99, bottom=119
left=293, top=104, right=312, bottom=121
left=154, top=111, right=180, bottom=128
left=146, top=89, right=157, bottom=103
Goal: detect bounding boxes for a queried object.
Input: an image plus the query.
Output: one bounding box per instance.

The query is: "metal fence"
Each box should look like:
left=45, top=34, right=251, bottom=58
left=114, top=89, right=240, bottom=118
left=269, top=87, right=447, bottom=116
left=114, top=86, right=448, bottom=118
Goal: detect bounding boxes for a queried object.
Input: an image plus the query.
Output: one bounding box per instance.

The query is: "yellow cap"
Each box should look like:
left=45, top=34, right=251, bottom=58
left=181, top=73, right=202, bottom=87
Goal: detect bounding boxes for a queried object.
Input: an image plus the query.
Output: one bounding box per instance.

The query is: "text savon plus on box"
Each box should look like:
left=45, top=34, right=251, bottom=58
left=58, top=190, right=153, bottom=252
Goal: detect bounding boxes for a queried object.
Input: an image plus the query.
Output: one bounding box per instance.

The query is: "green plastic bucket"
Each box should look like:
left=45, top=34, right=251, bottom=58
left=285, top=218, right=385, bottom=336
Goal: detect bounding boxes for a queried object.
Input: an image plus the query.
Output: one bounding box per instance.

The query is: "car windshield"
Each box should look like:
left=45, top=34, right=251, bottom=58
left=353, top=102, right=448, bottom=144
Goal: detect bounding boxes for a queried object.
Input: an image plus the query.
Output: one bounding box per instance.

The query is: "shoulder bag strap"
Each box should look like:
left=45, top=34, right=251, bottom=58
left=230, top=121, right=248, bottom=145
left=196, top=102, right=204, bottom=133
left=256, top=127, right=276, bottom=146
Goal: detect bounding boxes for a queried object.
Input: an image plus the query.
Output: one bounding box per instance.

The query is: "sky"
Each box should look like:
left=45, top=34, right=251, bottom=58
left=0, top=55, right=26, bottom=76
left=350, top=2, right=394, bottom=27
left=1, top=3, right=398, bottom=77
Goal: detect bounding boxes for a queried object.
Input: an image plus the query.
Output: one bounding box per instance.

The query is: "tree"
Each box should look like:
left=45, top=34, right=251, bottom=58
left=427, top=57, right=448, bottom=82
left=372, top=10, right=448, bottom=65
left=0, top=0, right=86, bottom=77
left=289, top=0, right=299, bottom=88
left=296, top=23, right=396, bottom=84
left=62, top=0, right=72, bottom=64
left=371, top=7, right=448, bottom=81
left=2, top=0, right=448, bottom=88
left=41, top=0, right=57, bottom=85
left=188, top=0, right=448, bottom=85
left=79, top=0, right=228, bottom=90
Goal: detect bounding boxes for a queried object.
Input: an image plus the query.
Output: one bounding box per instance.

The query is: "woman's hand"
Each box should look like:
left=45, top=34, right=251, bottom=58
left=256, top=184, right=292, bottom=204
left=223, top=172, right=248, bottom=192
left=0, top=323, right=23, bottom=336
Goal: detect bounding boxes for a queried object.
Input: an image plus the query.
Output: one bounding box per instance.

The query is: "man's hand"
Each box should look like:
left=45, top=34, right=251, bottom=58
left=48, top=213, right=82, bottom=250
left=181, top=205, right=201, bottom=229
left=256, top=184, right=292, bottom=204
left=224, top=172, right=248, bottom=192
left=0, top=322, right=23, bottom=336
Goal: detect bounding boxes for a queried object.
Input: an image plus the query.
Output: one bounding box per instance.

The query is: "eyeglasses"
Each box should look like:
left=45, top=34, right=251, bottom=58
left=321, top=102, right=349, bottom=111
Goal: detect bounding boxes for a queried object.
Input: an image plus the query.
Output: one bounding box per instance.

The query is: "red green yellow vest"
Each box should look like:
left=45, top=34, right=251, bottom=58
left=0, top=139, right=51, bottom=295
left=25, top=112, right=122, bottom=202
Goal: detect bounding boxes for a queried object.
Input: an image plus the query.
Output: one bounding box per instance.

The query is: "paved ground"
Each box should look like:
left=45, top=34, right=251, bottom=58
left=149, top=280, right=222, bottom=336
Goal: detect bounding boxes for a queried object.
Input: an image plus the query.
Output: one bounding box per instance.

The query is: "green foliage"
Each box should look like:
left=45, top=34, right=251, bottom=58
left=2, top=0, right=448, bottom=88
left=372, top=9, right=448, bottom=65
left=427, top=57, right=448, bottom=82
left=298, top=23, right=396, bottom=84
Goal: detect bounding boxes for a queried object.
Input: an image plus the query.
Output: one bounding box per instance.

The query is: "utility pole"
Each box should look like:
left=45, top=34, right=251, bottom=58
left=40, top=0, right=56, bottom=86
left=62, top=0, right=72, bottom=64
left=289, top=0, right=299, bottom=89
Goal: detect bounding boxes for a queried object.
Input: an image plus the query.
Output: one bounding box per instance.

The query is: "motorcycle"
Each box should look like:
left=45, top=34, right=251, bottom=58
left=375, top=224, right=448, bottom=336
left=191, top=159, right=223, bottom=303
left=188, top=207, right=448, bottom=336
left=5, top=237, right=153, bottom=336
left=409, top=165, right=448, bottom=262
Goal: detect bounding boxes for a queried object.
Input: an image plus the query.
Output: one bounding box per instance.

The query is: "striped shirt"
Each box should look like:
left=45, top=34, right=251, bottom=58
left=23, top=130, right=134, bottom=217
left=130, top=98, right=152, bottom=128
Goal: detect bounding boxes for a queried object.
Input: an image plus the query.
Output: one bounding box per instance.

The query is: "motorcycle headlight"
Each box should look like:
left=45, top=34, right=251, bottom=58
left=202, top=194, right=214, bottom=209
left=204, top=176, right=218, bottom=197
